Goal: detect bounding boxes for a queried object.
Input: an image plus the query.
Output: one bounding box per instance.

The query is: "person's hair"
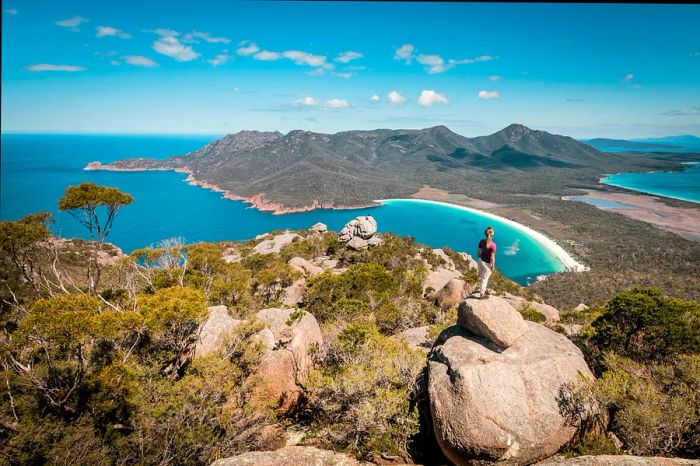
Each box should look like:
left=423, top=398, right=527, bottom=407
left=484, top=226, right=494, bottom=236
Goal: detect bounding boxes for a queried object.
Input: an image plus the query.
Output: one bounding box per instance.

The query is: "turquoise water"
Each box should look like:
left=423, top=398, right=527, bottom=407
left=601, top=162, right=700, bottom=204
left=1, top=134, right=566, bottom=285
left=568, top=197, right=635, bottom=209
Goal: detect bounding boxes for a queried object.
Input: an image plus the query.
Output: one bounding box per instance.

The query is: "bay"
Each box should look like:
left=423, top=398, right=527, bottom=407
left=601, top=162, right=700, bottom=204
left=1, top=133, right=569, bottom=285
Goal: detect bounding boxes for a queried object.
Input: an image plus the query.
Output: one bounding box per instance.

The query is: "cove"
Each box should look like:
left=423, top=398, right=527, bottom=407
left=601, top=162, right=700, bottom=204
left=1, top=134, right=576, bottom=285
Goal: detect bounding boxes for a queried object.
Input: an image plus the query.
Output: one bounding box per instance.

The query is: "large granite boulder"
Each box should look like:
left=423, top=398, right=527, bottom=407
left=195, top=305, right=241, bottom=357
left=339, top=216, right=378, bottom=242
left=428, top=297, right=599, bottom=465
left=211, top=446, right=367, bottom=466
left=309, top=222, right=328, bottom=232
left=249, top=308, right=323, bottom=413
left=392, top=325, right=433, bottom=353
left=281, top=278, right=306, bottom=307
left=432, top=248, right=457, bottom=270
left=435, top=278, right=473, bottom=308
left=457, top=297, right=531, bottom=349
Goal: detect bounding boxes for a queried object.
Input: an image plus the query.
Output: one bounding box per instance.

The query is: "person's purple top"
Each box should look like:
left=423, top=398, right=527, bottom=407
left=478, top=239, right=496, bottom=263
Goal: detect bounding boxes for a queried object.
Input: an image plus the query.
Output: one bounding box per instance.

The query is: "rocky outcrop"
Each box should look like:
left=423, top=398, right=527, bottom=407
left=435, top=278, right=473, bottom=308
left=211, top=446, right=367, bottom=466
left=501, top=292, right=561, bottom=323
left=536, top=456, right=699, bottom=466
left=428, top=296, right=599, bottom=465
left=424, top=267, right=462, bottom=296
left=339, top=216, right=382, bottom=250
left=393, top=325, right=433, bottom=352
left=254, top=230, right=302, bottom=254
left=281, top=278, right=306, bottom=307
left=309, top=222, right=328, bottom=232
left=288, top=257, right=323, bottom=278
left=248, top=308, right=323, bottom=413
left=432, top=248, right=456, bottom=270
left=195, top=305, right=241, bottom=357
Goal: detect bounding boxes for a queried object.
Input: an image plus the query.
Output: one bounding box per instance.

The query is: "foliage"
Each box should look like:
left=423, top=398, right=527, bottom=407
left=0, top=212, right=52, bottom=294
left=519, top=303, right=546, bottom=323
left=591, top=287, right=700, bottom=362
left=303, top=321, right=424, bottom=460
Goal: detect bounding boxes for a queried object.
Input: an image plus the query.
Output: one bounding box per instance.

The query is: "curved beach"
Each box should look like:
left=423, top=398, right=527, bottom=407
left=376, top=198, right=588, bottom=273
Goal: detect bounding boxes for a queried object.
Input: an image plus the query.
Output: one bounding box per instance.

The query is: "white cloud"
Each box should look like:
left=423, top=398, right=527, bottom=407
left=335, top=51, right=363, bottom=63
left=96, top=26, right=131, bottom=39
left=124, top=55, right=158, bottom=67
left=394, top=43, right=415, bottom=63
left=25, top=64, right=86, bottom=72
left=254, top=50, right=281, bottom=61
left=416, top=54, right=446, bottom=74
left=282, top=50, right=330, bottom=68
left=624, top=73, right=634, bottom=81
left=325, top=98, right=349, bottom=108
left=295, top=96, right=318, bottom=106
left=4, top=8, right=18, bottom=14
left=144, top=28, right=180, bottom=37
left=236, top=42, right=260, bottom=56
left=55, top=15, right=88, bottom=31
left=417, top=90, right=449, bottom=106
left=332, top=72, right=352, bottom=79
left=478, top=90, right=501, bottom=99
left=489, top=75, right=502, bottom=81
left=208, top=53, right=230, bottom=66
left=183, top=31, right=230, bottom=44
left=388, top=91, right=407, bottom=105
left=153, top=36, right=200, bottom=62
left=370, top=94, right=381, bottom=102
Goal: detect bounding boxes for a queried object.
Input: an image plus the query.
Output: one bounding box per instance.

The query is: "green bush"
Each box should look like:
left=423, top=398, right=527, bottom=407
left=520, top=303, right=546, bottom=323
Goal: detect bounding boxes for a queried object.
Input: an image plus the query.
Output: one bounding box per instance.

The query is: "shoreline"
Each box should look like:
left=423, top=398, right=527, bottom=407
left=84, top=161, right=379, bottom=214
left=377, top=198, right=589, bottom=274
left=599, top=161, right=699, bottom=205
left=563, top=188, right=700, bottom=242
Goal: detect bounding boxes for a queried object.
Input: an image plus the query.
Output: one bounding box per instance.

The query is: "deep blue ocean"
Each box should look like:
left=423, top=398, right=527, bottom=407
left=3, top=133, right=573, bottom=285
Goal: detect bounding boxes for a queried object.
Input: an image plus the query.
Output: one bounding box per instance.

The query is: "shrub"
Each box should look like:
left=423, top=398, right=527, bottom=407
left=303, top=321, right=424, bottom=461
left=520, top=303, right=546, bottom=323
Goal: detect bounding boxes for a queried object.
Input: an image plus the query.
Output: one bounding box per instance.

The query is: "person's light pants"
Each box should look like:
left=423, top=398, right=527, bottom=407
left=478, top=259, right=492, bottom=294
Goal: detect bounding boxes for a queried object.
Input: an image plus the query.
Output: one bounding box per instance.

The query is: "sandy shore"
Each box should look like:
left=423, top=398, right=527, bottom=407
left=563, top=189, right=700, bottom=242
left=378, top=198, right=589, bottom=273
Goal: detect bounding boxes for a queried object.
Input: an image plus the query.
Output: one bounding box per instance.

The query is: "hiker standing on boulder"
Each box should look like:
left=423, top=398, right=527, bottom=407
left=476, top=226, right=496, bottom=299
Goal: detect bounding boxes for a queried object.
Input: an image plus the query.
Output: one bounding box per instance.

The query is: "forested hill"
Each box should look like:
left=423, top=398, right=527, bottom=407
left=90, top=124, right=690, bottom=209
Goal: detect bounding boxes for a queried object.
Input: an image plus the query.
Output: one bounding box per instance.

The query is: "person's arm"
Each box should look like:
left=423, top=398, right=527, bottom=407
left=490, top=245, right=496, bottom=271
left=476, top=240, right=483, bottom=261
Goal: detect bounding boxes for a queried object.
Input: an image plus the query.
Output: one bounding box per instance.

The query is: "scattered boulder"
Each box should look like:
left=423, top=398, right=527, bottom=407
left=501, top=292, right=561, bottom=323
left=249, top=308, right=323, bottom=413
left=424, top=267, right=462, bottom=296
left=428, top=297, right=600, bottom=465
left=574, top=303, right=589, bottom=312
left=536, top=456, right=699, bottom=466
left=435, top=278, right=473, bottom=308
left=309, top=222, right=328, bottom=232
left=254, top=230, right=302, bottom=255
left=339, top=215, right=377, bottom=241
left=281, top=278, right=306, bottom=307
left=457, top=296, right=530, bottom=349
left=459, top=252, right=479, bottom=270
left=392, top=325, right=433, bottom=352
left=211, top=446, right=367, bottom=466
left=288, top=257, right=323, bottom=277
left=195, top=305, right=241, bottom=357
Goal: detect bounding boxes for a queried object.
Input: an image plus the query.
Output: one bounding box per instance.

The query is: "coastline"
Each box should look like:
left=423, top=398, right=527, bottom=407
left=84, top=161, right=379, bottom=214
left=563, top=188, right=700, bottom=242
left=377, top=198, right=589, bottom=274
left=599, top=161, right=700, bottom=205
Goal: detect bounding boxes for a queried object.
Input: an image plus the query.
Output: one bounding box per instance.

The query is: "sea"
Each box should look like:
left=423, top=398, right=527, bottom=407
left=3, top=133, right=569, bottom=285
left=601, top=162, right=700, bottom=204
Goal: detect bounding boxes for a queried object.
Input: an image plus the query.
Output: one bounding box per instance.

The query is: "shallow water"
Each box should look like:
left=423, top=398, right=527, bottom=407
left=601, top=162, right=700, bottom=204
left=1, top=134, right=568, bottom=285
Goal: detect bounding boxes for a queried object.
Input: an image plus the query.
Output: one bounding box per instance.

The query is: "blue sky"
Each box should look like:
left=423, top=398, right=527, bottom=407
left=1, top=1, right=699, bottom=138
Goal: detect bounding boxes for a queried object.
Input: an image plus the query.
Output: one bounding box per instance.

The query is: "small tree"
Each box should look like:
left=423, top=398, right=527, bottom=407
left=0, top=212, right=52, bottom=295
left=58, top=182, right=133, bottom=293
